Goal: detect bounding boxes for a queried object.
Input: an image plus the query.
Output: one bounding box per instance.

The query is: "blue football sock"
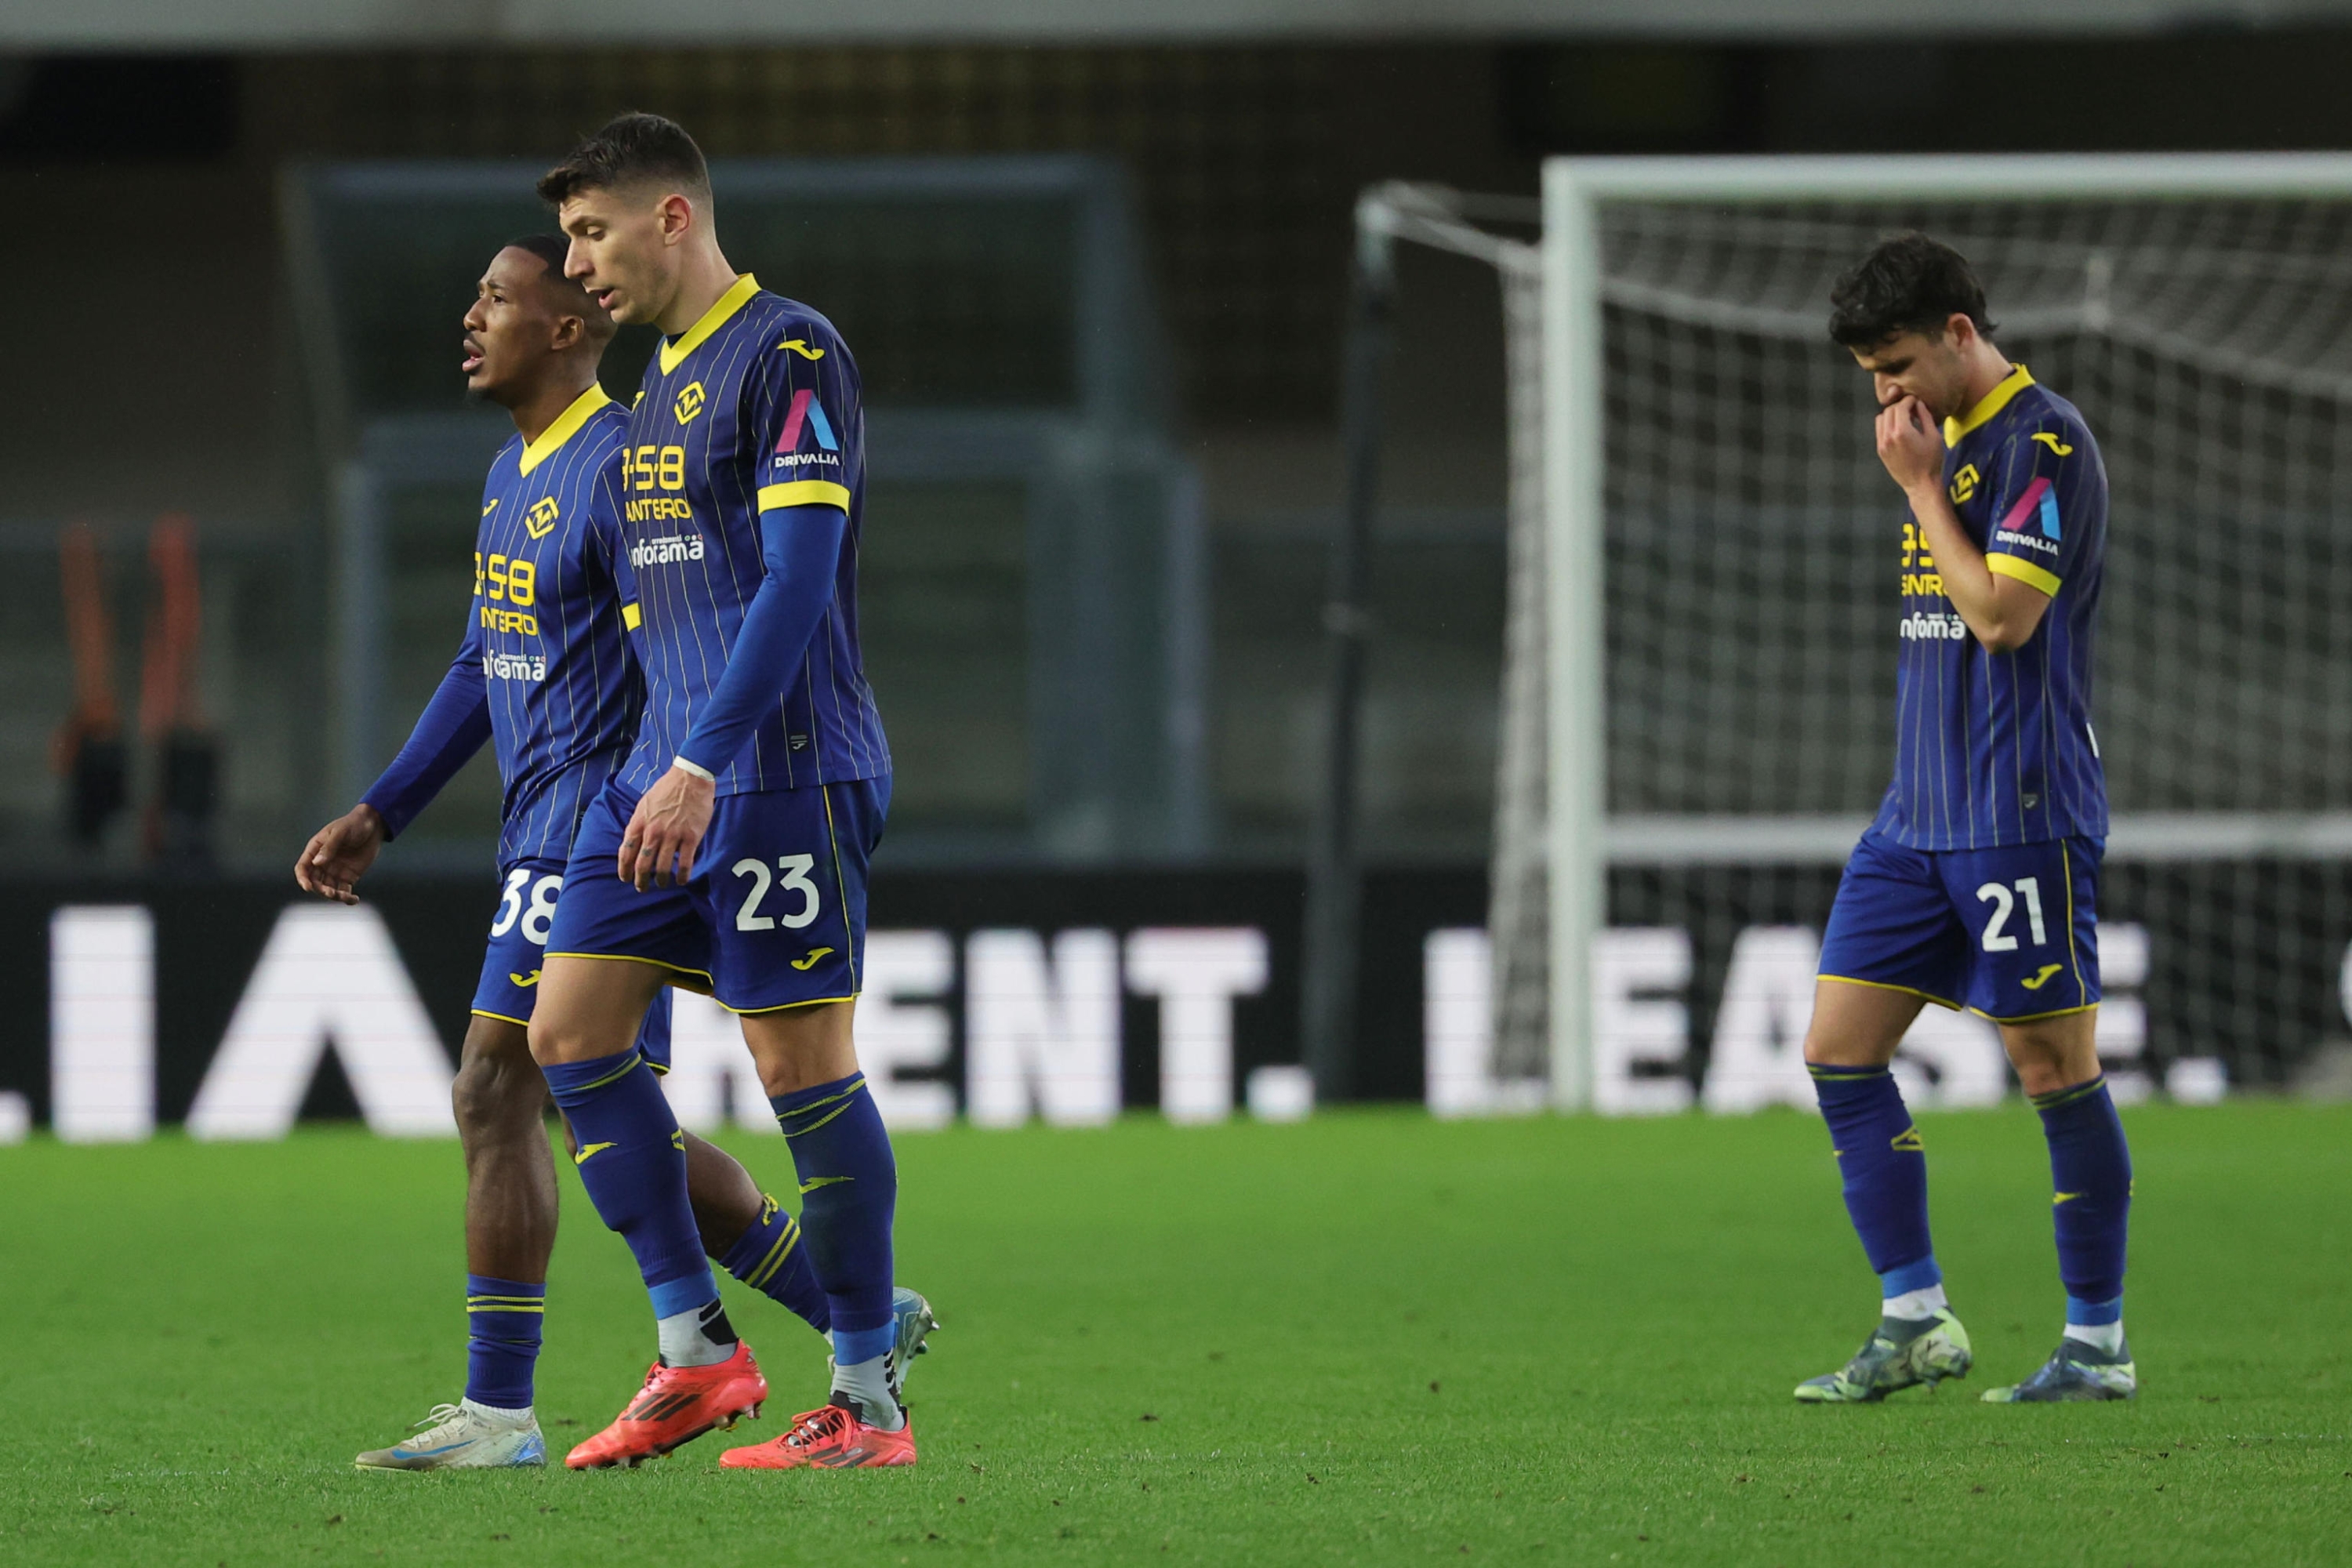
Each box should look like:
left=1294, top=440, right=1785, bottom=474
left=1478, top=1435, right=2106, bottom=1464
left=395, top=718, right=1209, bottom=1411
left=717, top=1192, right=833, bottom=1334
left=463, top=1274, right=543, bottom=1411
left=771, top=1073, right=898, bottom=1345
left=2031, top=1074, right=2132, bottom=1321
left=1810, top=1064, right=1940, bottom=1302
left=543, top=1047, right=717, bottom=1321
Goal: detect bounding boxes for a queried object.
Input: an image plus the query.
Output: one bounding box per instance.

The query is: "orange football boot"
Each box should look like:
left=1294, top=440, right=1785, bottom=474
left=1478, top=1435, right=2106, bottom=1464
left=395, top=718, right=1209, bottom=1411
left=718, top=1398, right=916, bottom=1469
left=564, top=1341, right=769, bottom=1469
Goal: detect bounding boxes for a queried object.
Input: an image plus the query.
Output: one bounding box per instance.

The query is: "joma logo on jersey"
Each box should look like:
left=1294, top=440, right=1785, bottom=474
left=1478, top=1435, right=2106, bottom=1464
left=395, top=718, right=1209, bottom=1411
left=524, top=497, right=561, bottom=539
left=1949, top=463, right=1980, bottom=503
left=673, top=381, right=706, bottom=423
left=779, top=338, right=826, bottom=361
left=775, top=389, right=839, bottom=453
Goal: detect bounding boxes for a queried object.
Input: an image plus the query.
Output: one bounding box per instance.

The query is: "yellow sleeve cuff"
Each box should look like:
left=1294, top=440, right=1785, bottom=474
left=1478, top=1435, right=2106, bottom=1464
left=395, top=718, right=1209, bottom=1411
left=1987, top=554, right=2061, bottom=597
left=758, top=481, right=851, bottom=513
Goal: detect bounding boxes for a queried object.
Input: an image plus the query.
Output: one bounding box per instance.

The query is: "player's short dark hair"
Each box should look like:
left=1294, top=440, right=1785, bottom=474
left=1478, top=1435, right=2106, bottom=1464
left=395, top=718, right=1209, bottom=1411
left=505, top=234, right=574, bottom=281
left=499, top=235, right=615, bottom=339
left=1828, top=232, right=1997, bottom=348
left=536, top=112, right=712, bottom=206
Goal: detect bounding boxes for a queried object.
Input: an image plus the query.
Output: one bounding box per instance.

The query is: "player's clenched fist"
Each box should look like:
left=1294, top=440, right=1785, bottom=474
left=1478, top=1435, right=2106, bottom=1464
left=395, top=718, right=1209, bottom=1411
left=619, top=761, right=717, bottom=890
left=1875, top=395, right=1947, bottom=495
left=295, top=803, right=386, bottom=905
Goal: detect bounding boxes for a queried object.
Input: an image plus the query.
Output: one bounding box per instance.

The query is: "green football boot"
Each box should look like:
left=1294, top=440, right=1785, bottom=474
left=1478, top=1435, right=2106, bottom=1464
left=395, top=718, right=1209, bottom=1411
left=1981, top=1336, right=2136, bottom=1403
left=1794, top=1308, right=1974, bottom=1403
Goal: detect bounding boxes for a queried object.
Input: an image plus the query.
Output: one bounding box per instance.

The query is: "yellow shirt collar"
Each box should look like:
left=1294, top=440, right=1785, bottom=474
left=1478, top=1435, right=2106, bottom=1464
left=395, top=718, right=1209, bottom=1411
left=517, top=383, right=613, bottom=476
left=658, top=273, right=760, bottom=376
left=1944, top=363, right=2034, bottom=446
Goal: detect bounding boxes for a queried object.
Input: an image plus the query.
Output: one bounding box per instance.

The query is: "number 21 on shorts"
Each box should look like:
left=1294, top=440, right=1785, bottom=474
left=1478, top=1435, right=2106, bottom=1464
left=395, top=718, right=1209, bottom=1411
left=1976, top=877, right=2047, bottom=951
left=733, top=855, right=820, bottom=931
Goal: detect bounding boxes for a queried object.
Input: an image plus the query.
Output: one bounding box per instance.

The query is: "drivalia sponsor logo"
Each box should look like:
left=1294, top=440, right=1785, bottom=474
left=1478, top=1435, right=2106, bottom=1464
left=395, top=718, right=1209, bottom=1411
left=630, top=534, right=706, bottom=568
left=775, top=389, right=840, bottom=454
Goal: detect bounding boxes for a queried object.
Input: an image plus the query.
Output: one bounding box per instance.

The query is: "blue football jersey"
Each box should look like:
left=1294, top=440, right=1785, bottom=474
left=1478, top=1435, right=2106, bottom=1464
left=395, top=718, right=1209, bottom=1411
left=1874, top=365, right=2110, bottom=851
left=467, top=386, right=644, bottom=861
left=614, top=273, right=890, bottom=796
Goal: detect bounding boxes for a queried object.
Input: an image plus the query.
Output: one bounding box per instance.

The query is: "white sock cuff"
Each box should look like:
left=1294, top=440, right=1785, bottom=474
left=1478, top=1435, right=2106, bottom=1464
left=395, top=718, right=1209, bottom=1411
left=2063, top=1318, right=2125, bottom=1353
left=461, top=1396, right=534, bottom=1422
left=1882, top=1283, right=1950, bottom=1319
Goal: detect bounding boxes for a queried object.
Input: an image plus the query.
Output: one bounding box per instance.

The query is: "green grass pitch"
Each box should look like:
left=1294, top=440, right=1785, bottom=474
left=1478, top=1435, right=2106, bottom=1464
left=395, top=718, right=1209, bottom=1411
left=5, top=1102, right=2348, bottom=1565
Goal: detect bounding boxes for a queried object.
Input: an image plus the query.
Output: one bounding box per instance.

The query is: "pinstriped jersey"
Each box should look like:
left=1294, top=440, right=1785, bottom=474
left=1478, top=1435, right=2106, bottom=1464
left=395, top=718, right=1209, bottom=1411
left=469, top=387, right=644, bottom=862
left=614, top=274, right=890, bottom=797
left=1874, top=365, right=2109, bottom=851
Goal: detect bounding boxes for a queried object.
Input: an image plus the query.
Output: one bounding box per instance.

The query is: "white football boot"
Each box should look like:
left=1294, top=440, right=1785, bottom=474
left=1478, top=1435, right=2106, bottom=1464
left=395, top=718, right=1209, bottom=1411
left=355, top=1400, right=548, bottom=1470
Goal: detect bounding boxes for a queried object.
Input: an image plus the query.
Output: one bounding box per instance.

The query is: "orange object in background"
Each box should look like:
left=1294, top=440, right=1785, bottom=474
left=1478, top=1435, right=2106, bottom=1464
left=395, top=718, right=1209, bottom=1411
left=139, top=513, right=220, bottom=868
left=53, top=521, right=128, bottom=848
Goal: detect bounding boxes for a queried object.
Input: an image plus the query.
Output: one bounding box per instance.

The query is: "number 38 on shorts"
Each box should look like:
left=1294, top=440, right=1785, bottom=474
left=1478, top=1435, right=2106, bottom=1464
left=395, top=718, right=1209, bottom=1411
left=1817, top=830, right=2104, bottom=1025
left=470, top=858, right=573, bottom=1027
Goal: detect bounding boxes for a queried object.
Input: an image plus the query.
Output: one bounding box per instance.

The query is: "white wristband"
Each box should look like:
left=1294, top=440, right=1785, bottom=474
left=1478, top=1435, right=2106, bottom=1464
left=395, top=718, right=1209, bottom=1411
left=670, top=756, right=717, bottom=782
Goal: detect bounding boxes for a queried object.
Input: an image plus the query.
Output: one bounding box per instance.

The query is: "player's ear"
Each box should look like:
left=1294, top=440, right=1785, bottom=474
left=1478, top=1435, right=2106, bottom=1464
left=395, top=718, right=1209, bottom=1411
left=550, top=312, right=585, bottom=353
left=1946, top=312, right=1977, bottom=351
left=658, top=192, right=694, bottom=245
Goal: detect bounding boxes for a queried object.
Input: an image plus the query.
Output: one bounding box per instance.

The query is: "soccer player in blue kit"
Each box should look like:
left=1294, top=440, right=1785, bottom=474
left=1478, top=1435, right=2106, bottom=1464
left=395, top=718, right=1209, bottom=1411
left=1795, top=234, right=2136, bottom=1405
left=295, top=238, right=924, bottom=1469
left=530, top=114, right=917, bottom=1470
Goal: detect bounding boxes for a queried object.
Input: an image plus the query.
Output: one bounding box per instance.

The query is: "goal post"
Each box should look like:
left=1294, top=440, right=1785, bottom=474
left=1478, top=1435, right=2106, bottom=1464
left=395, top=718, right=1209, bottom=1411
left=1531, top=153, right=2352, bottom=1110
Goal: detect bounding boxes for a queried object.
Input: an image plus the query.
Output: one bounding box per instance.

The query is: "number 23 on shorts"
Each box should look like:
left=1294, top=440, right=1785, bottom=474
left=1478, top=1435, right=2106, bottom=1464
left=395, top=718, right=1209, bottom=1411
left=732, top=855, right=821, bottom=932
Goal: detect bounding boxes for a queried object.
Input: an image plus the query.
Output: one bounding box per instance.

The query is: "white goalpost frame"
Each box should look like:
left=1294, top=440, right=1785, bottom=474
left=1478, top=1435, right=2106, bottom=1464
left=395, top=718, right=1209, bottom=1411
left=1540, top=151, right=2352, bottom=1112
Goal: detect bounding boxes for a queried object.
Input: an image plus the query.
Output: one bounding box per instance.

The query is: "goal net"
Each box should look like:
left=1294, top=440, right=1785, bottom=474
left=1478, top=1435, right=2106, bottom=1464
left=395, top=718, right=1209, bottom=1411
left=1488, top=156, right=2352, bottom=1112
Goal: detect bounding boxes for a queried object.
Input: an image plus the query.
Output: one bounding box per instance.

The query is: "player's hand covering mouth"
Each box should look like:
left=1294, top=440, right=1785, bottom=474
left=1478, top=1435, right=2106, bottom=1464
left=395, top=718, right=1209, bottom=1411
left=462, top=335, right=485, bottom=374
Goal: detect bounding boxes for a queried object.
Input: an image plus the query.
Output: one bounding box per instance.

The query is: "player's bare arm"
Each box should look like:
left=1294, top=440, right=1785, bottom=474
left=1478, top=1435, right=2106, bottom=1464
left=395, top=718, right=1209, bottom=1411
left=1853, top=310, right=2053, bottom=653
left=294, top=802, right=387, bottom=904
left=1874, top=397, right=2053, bottom=653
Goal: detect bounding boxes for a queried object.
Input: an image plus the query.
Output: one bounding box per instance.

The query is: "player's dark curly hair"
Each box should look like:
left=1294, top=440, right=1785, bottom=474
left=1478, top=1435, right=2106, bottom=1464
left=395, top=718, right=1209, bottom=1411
left=537, top=112, right=711, bottom=206
left=1828, top=232, right=1997, bottom=348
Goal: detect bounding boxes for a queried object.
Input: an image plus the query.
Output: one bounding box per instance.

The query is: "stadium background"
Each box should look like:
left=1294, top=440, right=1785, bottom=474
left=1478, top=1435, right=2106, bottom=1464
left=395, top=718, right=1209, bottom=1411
left=9, top=6, right=2352, bottom=1124
left=9, top=9, right=2352, bottom=1567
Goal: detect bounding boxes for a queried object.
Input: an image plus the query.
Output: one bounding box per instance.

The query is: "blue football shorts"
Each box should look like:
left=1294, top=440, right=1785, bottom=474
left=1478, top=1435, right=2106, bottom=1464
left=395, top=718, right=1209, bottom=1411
left=1817, top=829, right=2103, bottom=1023
left=470, top=855, right=672, bottom=1068
left=545, top=774, right=887, bottom=1014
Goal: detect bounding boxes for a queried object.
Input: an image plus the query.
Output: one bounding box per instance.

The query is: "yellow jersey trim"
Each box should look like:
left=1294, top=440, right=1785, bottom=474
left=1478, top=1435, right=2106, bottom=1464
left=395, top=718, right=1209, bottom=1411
left=1944, top=364, right=2034, bottom=445
left=1817, top=973, right=1962, bottom=1012
left=543, top=950, right=717, bottom=992
left=1971, top=1000, right=2100, bottom=1025
left=469, top=1007, right=532, bottom=1028
left=759, top=480, right=852, bottom=513
left=720, top=992, right=858, bottom=1016
left=1987, top=553, right=2062, bottom=597
left=517, top=383, right=613, bottom=477
left=659, top=273, right=761, bottom=375
left=621, top=601, right=643, bottom=630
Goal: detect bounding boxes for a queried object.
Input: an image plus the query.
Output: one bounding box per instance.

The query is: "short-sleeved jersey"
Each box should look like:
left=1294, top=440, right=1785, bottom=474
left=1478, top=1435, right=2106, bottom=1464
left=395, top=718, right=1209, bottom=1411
left=468, top=386, right=645, bottom=862
left=613, top=274, right=890, bottom=797
left=1873, top=365, right=2108, bottom=851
